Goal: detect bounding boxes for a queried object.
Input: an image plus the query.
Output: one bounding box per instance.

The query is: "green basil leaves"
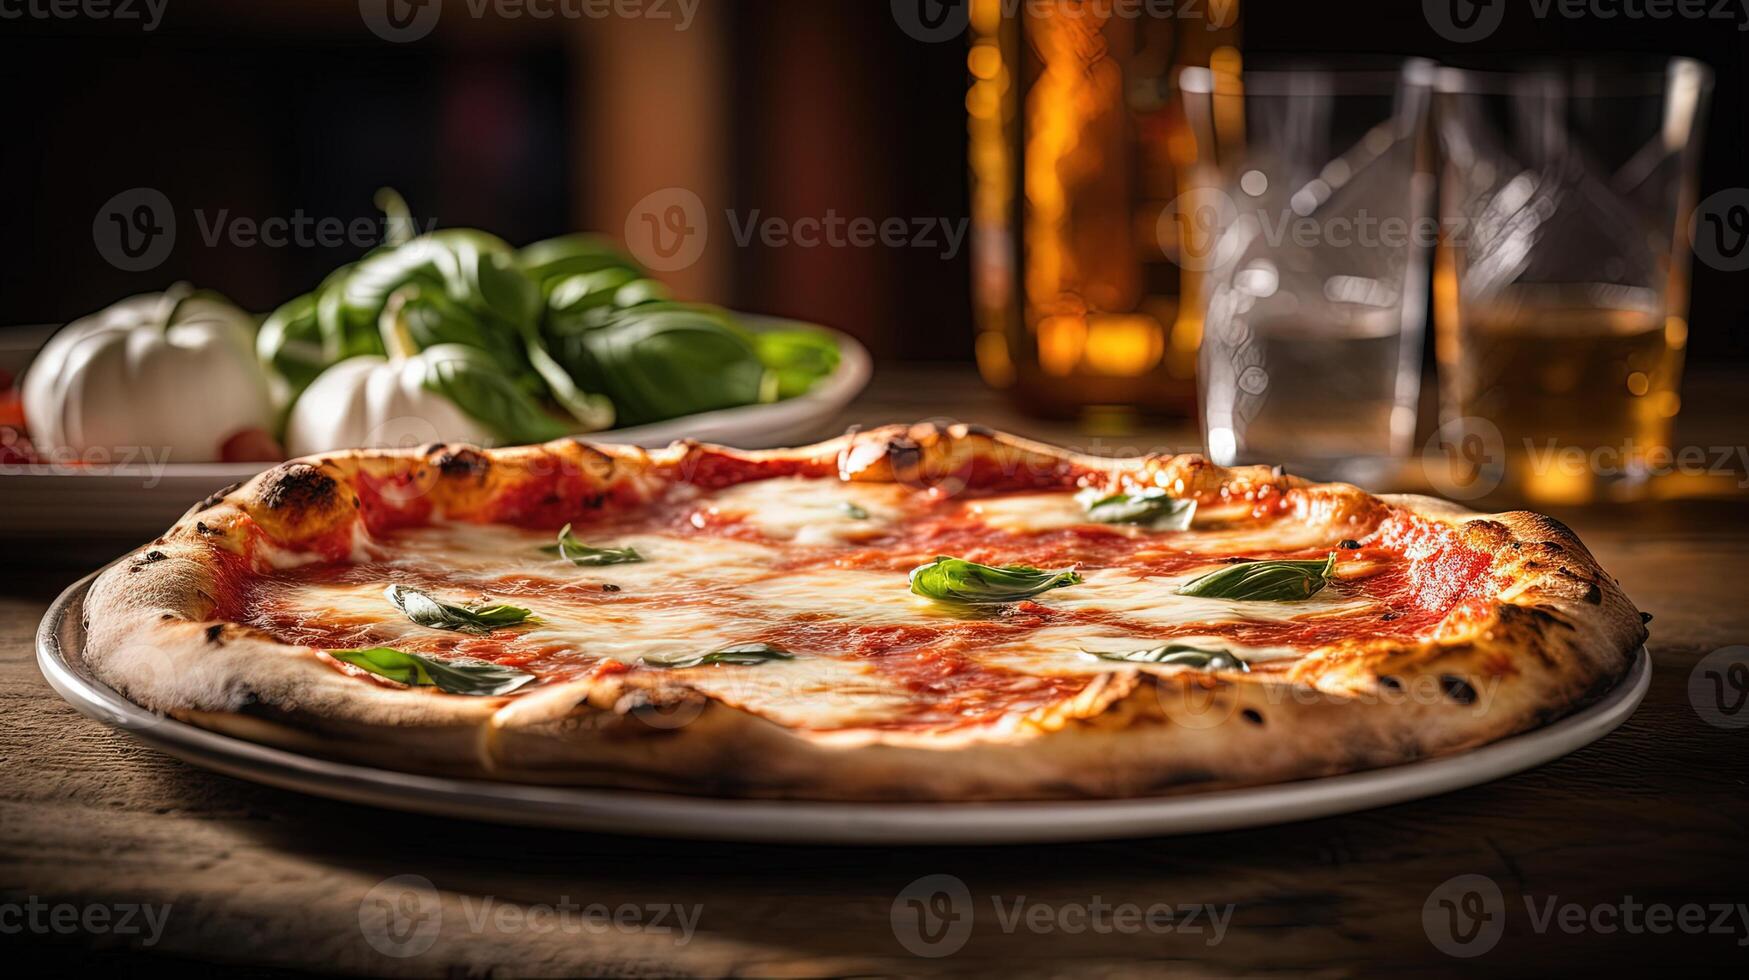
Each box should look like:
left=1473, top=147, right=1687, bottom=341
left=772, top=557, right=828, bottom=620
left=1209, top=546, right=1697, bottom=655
left=385, top=584, right=535, bottom=634
left=328, top=646, right=534, bottom=695
left=542, top=523, right=645, bottom=566
left=1085, top=643, right=1250, bottom=672
left=1076, top=487, right=1197, bottom=531
left=1175, top=554, right=1338, bottom=602
left=640, top=643, right=795, bottom=669
left=908, top=556, right=1083, bottom=604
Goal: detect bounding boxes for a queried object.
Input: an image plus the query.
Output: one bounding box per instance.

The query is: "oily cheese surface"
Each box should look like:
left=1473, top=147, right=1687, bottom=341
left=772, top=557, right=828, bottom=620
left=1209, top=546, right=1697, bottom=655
left=240, top=476, right=1392, bottom=733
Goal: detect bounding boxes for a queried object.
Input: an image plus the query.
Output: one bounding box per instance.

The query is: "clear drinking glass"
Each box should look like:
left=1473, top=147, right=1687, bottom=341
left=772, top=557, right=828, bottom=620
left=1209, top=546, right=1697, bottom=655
left=1432, top=59, right=1711, bottom=504
left=1181, top=61, right=1436, bottom=480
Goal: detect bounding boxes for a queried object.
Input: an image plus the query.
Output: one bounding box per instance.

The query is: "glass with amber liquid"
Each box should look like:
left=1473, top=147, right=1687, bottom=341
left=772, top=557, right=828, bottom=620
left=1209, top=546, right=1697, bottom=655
left=1432, top=61, right=1710, bottom=503
left=967, top=0, right=1240, bottom=421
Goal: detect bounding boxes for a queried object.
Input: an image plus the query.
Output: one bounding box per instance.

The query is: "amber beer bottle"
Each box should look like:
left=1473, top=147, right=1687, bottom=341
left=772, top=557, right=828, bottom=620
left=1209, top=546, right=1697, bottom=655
left=968, top=0, right=1241, bottom=422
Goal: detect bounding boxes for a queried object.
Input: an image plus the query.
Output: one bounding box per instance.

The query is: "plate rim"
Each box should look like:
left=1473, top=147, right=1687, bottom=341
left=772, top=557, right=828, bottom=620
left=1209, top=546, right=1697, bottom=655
left=36, top=569, right=1651, bottom=845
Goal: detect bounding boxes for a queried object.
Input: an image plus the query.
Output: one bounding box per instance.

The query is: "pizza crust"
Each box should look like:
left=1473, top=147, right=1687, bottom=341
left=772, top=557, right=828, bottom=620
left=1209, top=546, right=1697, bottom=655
left=80, top=424, right=1647, bottom=801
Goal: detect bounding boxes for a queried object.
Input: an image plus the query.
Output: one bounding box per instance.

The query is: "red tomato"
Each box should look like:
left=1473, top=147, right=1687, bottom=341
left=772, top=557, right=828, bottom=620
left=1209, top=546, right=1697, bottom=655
left=219, top=427, right=286, bottom=463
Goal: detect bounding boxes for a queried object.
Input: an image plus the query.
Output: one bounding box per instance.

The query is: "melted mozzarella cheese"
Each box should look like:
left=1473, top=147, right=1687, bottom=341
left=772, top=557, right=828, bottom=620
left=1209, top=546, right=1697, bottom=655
left=1041, top=568, right=1374, bottom=628
left=694, top=476, right=912, bottom=544
left=260, top=478, right=1391, bottom=731
left=974, top=625, right=1307, bottom=677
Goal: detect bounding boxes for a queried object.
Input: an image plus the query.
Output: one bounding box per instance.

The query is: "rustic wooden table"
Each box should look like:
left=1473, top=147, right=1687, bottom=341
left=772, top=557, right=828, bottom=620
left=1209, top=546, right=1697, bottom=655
left=4, top=368, right=1747, bottom=976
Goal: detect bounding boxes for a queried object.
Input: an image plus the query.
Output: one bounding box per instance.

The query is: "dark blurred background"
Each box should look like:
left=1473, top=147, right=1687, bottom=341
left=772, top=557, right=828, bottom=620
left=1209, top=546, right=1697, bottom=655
left=2, top=0, right=1745, bottom=365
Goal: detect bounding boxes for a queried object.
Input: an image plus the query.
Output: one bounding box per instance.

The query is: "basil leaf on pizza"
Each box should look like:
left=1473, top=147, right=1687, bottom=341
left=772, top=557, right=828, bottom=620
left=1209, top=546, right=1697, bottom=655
left=1176, top=554, right=1338, bottom=601
left=328, top=646, right=535, bottom=695
left=385, top=584, right=535, bottom=634
left=838, top=502, right=871, bottom=520
left=641, top=643, right=794, bottom=669
left=1076, top=487, right=1197, bottom=531
left=908, top=557, right=1083, bottom=604
left=1086, top=643, right=1250, bottom=672
left=543, top=523, right=645, bottom=566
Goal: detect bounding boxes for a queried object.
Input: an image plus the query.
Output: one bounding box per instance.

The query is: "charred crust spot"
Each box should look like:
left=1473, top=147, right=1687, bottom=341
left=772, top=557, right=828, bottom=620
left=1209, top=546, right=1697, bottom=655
left=1240, top=708, right=1264, bottom=726
left=1339, top=539, right=1361, bottom=550
left=434, top=447, right=490, bottom=477
left=195, top=521, right=217, bottom=535
left=1380, top=611, right=1400, bottom=622
left=143, top=550, right=167, bottom=563
left=1440, top=675, right=1478, bottom=705
left=602, top=583, right=621, bottom=593
left=886, top=436, right=922, bottom=473
left=1640, top=611, right=1654, bottom=624
left=197, top=482, right=243, bottom=512
left=1584, top=582, right=1603, bottom=605
left=1378, top=675, right=1402, bottom=692
left=204, top=624, right=224, bottom=645
left=259, top=463, right=341, bottom=512
left=159, top=613, right=174, bottom=621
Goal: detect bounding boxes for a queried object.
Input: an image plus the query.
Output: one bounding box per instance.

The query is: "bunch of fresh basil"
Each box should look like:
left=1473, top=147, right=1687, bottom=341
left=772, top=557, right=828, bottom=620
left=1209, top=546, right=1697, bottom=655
left=258, top=196, right=841, bottom=443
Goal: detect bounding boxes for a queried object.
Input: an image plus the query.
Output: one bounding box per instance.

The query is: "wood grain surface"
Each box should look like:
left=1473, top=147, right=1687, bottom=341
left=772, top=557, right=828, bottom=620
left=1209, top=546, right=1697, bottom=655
left=3, top=369, right=1747, bottom=977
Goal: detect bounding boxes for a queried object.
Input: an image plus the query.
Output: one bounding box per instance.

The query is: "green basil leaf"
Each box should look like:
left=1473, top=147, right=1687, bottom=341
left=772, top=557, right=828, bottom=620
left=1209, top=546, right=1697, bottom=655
left=750, top=326, right=841, bottom=399
left=329, top=646, right=534, bottom=695
left=1075, top=487, right=1197, bottom=531
left=839, top=502, right=870, bottom=520
left=417, top=343, right=573, bottom=446
left=1085, top=643, right=1250, bottom=672
left=1175, top=553, right=1338, bottom=601
left=908, top=556, right=1083, bottom=604
left=385, top=584, right=535, bottom=634
left=640, top=642, right=794, bottom=669
left=551, top=307, right=767, bottom=427
left=541, top=523, right=645, bottom=566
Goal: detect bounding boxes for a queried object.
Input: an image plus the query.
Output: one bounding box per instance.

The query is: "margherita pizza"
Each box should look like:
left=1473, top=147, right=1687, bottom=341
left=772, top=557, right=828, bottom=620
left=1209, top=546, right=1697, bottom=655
left=81, top=424, right=1647, bottom=801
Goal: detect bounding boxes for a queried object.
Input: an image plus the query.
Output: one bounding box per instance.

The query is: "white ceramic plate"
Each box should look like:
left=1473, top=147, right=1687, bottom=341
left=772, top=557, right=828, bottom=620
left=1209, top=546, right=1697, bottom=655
left=37, top=570, right=1650, bottom=845
left=0, top=318, right=869, bottom=541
